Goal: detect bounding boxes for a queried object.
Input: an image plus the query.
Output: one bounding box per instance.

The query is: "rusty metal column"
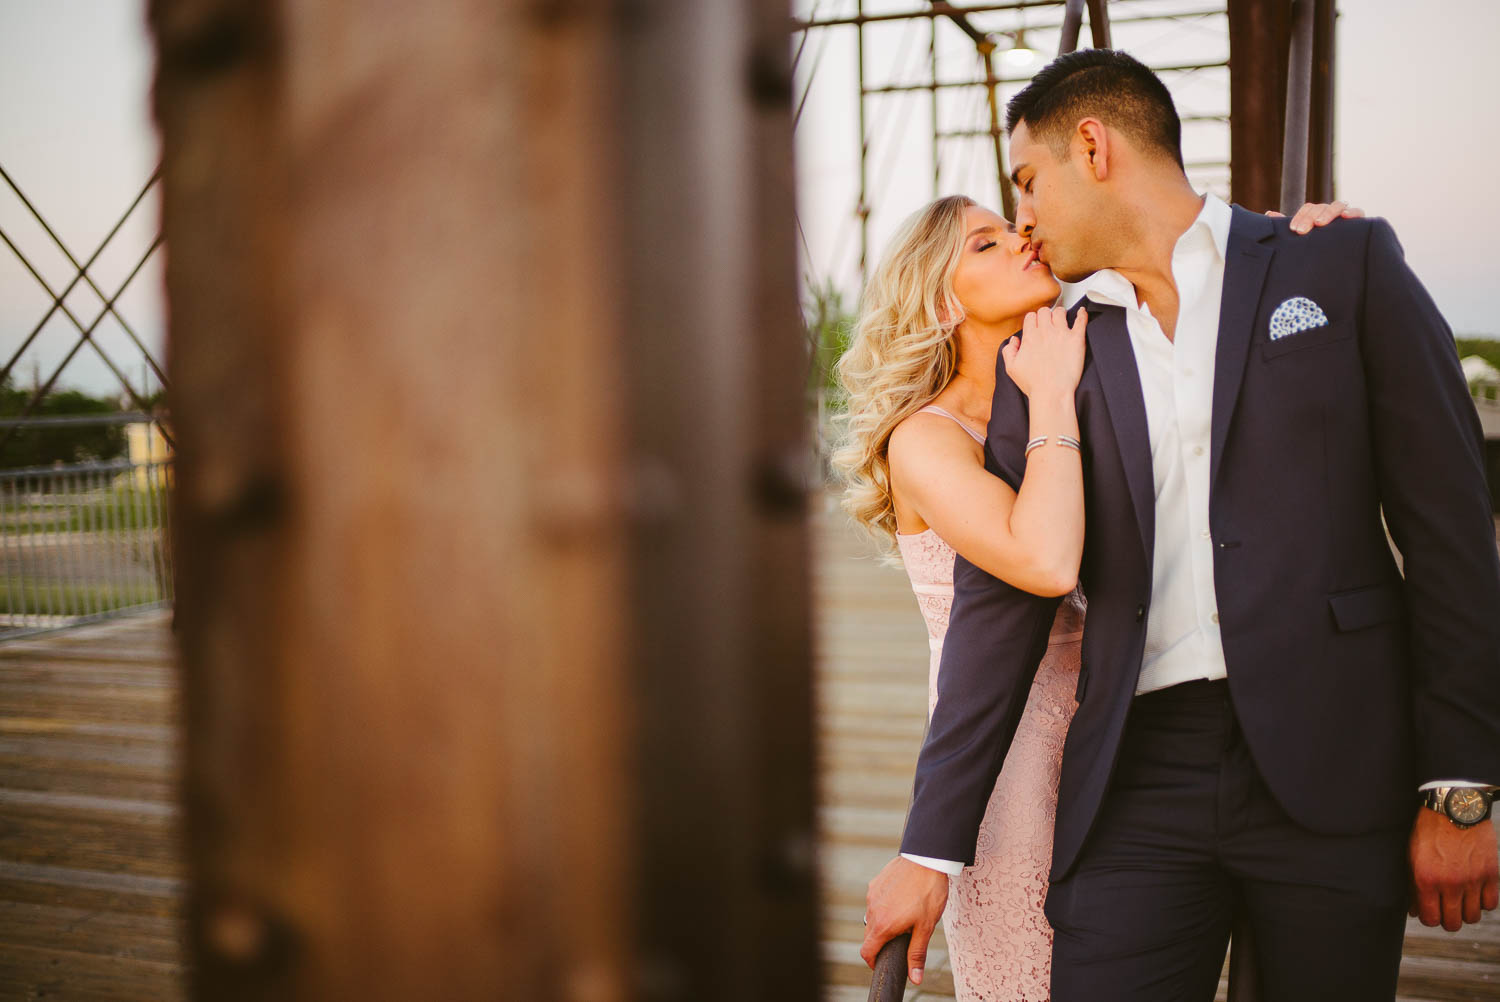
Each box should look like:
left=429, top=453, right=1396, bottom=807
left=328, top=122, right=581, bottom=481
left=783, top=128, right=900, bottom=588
left=1060, top=0, right=1085, bottom=53
left=1086, top=0, right=1112, bottom=49
left=980, top=41, right=1016, bottom=220
left=1280, top=0, right=1317, bottom=212
left=1061, top=0, right=1111, bottom=54
left=857, top=0, right=870, bottom=283
left=154, top=1, right=634, bottom=998
left=1305, top=0, right=1337, bottom=203
left=1228, top=0, right=1292, bottom=211
left=616, top=1, right=818, bottom=1001
left=153, top=0, right=812, bottom=1000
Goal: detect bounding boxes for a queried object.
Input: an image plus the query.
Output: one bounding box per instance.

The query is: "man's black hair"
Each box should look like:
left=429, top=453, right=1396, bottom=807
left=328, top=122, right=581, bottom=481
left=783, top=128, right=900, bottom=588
left=1004, top=49, right=1183, bottom=169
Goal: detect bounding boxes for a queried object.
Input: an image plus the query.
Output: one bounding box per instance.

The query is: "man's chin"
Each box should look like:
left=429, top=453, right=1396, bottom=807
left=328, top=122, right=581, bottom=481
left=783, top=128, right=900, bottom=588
left=1050, top=263, right=1101, bottom=284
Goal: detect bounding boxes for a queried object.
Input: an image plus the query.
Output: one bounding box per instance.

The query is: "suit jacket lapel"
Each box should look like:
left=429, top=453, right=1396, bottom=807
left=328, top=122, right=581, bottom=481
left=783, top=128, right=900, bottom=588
left=1210, top=207, right=1276, bottom=488
left=1082, top=297, right=1155, bottom=564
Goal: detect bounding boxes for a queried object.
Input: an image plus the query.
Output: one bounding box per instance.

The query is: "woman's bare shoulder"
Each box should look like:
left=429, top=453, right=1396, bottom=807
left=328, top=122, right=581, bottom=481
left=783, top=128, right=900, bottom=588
left=888, top=406, right=985, bottom=473
left=889, top=408, right=986, bottom=534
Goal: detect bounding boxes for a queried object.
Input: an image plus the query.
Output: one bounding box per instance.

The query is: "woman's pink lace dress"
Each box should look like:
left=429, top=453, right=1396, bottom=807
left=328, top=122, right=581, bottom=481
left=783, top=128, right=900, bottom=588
left=894, top=406, right=1084, bottom=1002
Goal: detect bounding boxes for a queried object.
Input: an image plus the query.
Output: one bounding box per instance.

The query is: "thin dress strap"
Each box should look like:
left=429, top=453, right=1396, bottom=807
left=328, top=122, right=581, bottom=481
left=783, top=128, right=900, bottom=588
left=915, top=405, right=986, bottom=445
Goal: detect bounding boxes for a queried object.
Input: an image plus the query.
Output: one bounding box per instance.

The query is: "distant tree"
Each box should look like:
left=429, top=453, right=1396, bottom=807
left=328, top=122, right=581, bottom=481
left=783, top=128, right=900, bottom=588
left=804, top=278, right=856, bottom=406
left=0, top=375, right=127, bottom=469
left=1456, top=336, right=1500, bottom=375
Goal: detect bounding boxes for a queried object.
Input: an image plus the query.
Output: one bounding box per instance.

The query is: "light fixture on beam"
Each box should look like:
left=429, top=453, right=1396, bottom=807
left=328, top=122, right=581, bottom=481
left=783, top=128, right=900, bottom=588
left=1000, top=28, right=1037, bottom=70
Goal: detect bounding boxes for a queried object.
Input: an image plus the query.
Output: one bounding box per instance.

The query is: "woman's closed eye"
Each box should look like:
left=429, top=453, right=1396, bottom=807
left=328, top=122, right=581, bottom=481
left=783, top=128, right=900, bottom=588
left=975, top=240, right=997, bottom=252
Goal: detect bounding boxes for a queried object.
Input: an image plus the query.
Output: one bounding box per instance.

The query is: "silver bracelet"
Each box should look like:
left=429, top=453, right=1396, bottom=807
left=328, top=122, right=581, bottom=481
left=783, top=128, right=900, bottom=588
left=1025, top=435, right=1083, bottom=457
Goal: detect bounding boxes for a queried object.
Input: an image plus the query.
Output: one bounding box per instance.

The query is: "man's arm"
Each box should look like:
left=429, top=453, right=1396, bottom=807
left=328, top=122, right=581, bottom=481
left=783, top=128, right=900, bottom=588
left=1357, top=217, right=1500, bottom=929
left=899, top=551, right=1061, bottom=860
left=861, top=337, right=1065, bottom=982
left=1358, top=218, right=1500, bottom=785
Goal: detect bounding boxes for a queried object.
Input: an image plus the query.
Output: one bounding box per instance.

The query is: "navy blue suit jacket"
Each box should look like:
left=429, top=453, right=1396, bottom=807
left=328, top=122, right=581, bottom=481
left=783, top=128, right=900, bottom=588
left=900, top=207, right=1500, bottom=880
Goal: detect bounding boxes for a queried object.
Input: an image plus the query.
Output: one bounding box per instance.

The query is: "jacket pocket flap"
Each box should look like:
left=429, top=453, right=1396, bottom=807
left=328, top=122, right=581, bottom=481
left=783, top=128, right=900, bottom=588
left=1261, top=319, right=1353, bottom=360
left=1328, top=583, right=1403, bottom=632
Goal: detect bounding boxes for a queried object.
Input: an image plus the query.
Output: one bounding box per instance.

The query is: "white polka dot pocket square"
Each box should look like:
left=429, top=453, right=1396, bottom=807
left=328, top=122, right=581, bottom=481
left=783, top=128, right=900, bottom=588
left=1268, top=296, right=1329, bottom=341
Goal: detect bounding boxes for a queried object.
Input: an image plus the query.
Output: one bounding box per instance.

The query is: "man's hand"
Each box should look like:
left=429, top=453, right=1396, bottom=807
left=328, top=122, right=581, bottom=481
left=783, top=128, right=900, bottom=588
left=1266, top=199, right=1365, bottom=233
left=1409, top=808, right=1499, bottom=931
left=860, top=856, right=949, bottom=986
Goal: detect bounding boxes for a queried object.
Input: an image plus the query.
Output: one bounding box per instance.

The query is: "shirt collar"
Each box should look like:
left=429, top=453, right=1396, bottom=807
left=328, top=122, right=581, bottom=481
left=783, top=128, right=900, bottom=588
left=1062, top=192, right=1232, bottom=311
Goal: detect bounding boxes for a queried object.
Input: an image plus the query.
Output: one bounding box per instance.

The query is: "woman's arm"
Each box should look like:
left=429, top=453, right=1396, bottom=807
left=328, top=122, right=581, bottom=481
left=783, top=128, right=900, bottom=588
left=889, top=308, right=1085, bottom=596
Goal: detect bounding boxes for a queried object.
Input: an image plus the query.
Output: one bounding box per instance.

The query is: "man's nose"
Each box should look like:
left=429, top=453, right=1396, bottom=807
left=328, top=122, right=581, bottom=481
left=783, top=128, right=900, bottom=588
left=1013, top=201, right=1036, bottom=238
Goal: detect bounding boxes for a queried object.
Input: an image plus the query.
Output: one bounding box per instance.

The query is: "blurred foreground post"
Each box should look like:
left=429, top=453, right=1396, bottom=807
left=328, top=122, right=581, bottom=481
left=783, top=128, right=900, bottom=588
left=152, top=0, right=814, bottom=999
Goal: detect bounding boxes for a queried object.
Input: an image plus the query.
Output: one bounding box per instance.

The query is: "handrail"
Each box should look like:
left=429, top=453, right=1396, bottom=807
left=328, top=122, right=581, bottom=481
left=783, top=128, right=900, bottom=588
left=867, top=932, right=912, bottom=1002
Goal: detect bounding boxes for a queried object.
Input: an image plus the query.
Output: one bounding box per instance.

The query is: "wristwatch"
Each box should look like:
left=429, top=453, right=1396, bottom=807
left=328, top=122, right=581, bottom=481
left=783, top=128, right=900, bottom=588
left=1421, top=786, right=1496, bottom=828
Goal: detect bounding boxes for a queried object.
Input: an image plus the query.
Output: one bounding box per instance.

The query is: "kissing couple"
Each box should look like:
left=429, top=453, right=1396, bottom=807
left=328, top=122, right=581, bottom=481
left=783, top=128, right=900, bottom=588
left=835, top=49, right=1500, bottom=1002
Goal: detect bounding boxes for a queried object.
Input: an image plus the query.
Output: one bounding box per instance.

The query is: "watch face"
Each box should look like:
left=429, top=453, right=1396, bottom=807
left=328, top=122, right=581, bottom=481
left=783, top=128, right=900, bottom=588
left=1445, top=788, right=1490, bottom=825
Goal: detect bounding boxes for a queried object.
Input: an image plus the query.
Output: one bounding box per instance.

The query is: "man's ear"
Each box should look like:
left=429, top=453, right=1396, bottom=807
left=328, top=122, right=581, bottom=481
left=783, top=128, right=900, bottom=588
left=1076, top=118, right=1110, bottom=181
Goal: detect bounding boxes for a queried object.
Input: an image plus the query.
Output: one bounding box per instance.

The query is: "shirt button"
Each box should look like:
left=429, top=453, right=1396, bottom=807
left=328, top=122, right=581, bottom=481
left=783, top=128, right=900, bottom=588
left=1201, top=529, right=1211, bottom=540
left=1184, top=368, right=1195, bottom=377
left=1135, top=604, right=1146, bottom=622
left=1211, top=613, right=1220, bottom=624
left=1193, top=445, right=1205, bottom=457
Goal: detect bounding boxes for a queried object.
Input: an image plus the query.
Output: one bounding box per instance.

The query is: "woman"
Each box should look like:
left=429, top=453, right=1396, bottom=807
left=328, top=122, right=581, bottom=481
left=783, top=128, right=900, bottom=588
left=834, top=194, right=1360, bottom=1000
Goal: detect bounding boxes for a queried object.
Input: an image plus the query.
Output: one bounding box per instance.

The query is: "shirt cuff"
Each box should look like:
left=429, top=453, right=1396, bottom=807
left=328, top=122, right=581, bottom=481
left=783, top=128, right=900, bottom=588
left=1418, top=780, right=1497, bottom=791
left=900, top=852, right=964, bottom=876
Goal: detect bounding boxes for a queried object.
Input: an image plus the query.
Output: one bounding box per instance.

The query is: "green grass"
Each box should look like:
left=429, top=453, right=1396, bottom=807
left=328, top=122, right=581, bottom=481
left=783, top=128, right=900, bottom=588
left=0, top=581, right=168, bottom=617
left=0, top=487, right=167, bottom=535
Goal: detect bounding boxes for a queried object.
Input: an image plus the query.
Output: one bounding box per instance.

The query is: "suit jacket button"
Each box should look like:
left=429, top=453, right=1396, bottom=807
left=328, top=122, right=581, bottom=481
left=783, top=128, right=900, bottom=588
left=1135, top=604, right=1145, bottom=622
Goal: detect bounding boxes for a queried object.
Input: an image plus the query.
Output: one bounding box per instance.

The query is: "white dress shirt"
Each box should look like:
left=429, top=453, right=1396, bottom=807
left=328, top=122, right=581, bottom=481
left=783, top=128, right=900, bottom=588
left=1070, top=192, right=1232, bottom=696
left=901, top=194, right=1485, bottom=878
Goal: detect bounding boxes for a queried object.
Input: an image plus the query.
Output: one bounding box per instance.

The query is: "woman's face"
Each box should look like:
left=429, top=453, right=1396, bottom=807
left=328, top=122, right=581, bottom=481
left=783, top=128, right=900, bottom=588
left=948, top=205, right=1060, bottom=328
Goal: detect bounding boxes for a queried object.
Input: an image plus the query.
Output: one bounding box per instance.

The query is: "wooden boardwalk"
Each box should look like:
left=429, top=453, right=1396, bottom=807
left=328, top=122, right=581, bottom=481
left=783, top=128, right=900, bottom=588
left=0, top=610, right=184, bottom=1000
left=0, top=514, right=1495, bottom=1000
left=814, top=500, right=1500, bottom=1002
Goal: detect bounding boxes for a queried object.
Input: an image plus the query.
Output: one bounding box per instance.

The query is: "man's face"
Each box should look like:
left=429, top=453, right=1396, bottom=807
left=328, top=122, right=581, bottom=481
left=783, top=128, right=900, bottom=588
left=1008, top=121, right=1103, bottom=283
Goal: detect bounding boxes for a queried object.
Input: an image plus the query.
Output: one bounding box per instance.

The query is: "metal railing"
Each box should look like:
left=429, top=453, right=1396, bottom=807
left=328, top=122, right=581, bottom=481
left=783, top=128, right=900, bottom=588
left=0, top=415, right=173, bottom=639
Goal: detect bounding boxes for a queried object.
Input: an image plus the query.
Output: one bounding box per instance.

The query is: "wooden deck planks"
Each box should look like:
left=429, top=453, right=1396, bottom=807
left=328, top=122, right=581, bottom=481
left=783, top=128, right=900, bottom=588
left=815, top=501, right=1500, bottom=1001
left=0, top=609, right=185, bottom=1000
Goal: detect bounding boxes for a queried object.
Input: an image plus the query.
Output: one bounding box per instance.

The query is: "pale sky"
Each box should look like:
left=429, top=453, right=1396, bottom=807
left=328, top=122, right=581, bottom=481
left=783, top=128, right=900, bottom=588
left=0, top=1, right=162, bottom=400
left=0, top=1, right=1494, bottom=397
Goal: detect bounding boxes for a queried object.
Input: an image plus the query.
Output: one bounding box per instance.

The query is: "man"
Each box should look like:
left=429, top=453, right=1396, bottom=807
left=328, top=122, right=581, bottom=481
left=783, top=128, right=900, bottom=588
left=862, top=49, right=1500, bottom=1000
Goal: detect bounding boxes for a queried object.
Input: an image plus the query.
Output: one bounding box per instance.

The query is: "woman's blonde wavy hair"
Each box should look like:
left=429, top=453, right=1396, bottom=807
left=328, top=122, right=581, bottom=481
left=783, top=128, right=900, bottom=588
left=831, top=194, right=976, bottom=554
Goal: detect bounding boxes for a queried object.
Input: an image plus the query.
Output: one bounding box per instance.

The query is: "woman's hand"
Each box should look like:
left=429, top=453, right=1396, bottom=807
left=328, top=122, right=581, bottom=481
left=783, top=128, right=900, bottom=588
left=1268, top=199, right=1365, bottom=234
left=1002, top=306, right=1087, bottom=401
